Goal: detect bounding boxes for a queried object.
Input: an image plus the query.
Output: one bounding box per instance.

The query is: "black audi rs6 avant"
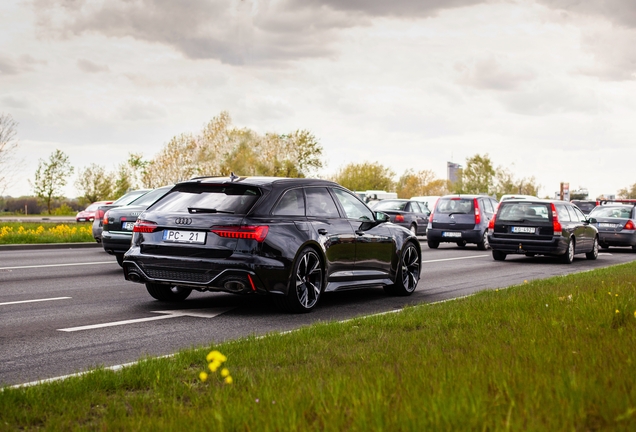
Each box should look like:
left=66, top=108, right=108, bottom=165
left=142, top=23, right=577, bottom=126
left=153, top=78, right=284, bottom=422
left=123, top=176, right=422, bottom=313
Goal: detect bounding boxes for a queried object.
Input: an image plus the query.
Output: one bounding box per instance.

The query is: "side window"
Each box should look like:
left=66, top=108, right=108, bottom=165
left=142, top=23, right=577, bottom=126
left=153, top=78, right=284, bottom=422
left=305, top=187, right=340, bottom=218
left=571, top=206, right=587, bottom=222
left=272, top=188, right=305, bottom=216
left=555, top=204, right=571, bottom=222
left=410, top=201, right=422, bottom=213
left=332, top=188, right=374, bottom=221
left=485, top=199, right=495, bottom=214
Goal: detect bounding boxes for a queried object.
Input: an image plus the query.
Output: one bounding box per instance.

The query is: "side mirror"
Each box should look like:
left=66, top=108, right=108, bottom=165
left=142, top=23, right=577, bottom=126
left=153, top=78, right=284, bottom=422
left=588, top=217, right=597, bottom=224
left=375, top=211, right=390, bottom=223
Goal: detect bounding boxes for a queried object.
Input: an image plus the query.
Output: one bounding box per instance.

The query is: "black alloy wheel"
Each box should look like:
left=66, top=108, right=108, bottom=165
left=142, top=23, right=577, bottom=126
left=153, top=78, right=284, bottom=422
left=278, top=248, right=324, bottom=313
left=145, top=283, right=193, bottom=302
left=385, top=242, right=420, bottom=296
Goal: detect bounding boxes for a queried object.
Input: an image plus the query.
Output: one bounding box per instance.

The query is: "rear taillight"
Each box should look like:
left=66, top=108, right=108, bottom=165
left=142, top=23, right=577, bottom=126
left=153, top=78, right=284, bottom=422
left=95, top=209, right=105, bottom=221
left=395, top=214, right=405, bottom=222
left=550, top=203, right=562, bottom=236
left=102, top=210, right=110, bottom=225
left=474, top=198, right=481, bottom=225
left=488, top=215, right=496, bottom=233
left=133, top=220, right=158, bottom=233
left=211, top=225, right=269, bottom=242
left=624, top=220, right=635, bottom=230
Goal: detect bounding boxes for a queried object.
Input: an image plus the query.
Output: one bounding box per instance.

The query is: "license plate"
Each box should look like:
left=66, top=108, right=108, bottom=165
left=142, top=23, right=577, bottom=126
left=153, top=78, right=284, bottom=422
left=163, top=230, right=206, bottom=244
left=122, top=221, right=136, bottom=231
left=77, top=218, right=86, bottom=222
left=599, top=223, right=618, bottom=228
left=442, top=231, right=462, bottom=238
left=512, top=226, right=536, bottom=234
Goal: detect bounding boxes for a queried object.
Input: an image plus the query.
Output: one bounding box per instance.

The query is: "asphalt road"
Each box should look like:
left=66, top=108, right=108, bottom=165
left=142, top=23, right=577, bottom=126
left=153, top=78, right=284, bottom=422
left=2, top=242, right=636, bottom=387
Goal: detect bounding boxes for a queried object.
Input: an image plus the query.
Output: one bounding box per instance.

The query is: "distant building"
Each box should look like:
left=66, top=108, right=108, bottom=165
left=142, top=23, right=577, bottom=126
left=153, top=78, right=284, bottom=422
left=447, top=162, right=462, bottom=184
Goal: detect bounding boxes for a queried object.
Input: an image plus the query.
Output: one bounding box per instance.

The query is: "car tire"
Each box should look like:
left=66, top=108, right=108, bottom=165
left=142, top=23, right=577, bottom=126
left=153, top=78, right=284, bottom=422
left=115, top=254, right=124, bottom=267
left=277, top=247, right=323, bottom=313
left=427, top=240, right=439, bottom=249
left=560, top=238, right=575, bottom=264
left=145, top=283, right=192, bottom=302
left=456, top=240, right=467, bottom=248
left=492, top=250, right=506, bottom=261
left=477, top=231, right=489, bottom=250
left=410, top=224, right=417, bottom=237
left=586, top=237, right=599, bottom=260
left=385, top=242, right=420, bottom=296
left=599, top=242, right=609, bottom=249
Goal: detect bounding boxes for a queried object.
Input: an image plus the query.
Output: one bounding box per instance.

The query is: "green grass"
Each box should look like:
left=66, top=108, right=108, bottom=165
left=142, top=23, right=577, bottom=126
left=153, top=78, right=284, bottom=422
left=2, top=263, right=636, bottom=430
left=0, top=222, right=93, bottom=244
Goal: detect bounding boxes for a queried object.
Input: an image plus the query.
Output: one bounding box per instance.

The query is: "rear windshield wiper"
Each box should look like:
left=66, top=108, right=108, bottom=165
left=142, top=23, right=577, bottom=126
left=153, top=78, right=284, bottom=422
left=188, top=207, right=235, bottom=214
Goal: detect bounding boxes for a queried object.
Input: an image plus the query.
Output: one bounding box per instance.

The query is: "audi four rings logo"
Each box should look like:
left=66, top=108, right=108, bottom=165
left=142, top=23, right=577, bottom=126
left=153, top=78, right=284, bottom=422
left=174, top=217, right=193, bottom=225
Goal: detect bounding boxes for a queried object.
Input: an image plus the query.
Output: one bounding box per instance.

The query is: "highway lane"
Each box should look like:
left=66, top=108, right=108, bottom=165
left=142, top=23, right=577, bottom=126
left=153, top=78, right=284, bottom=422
left=2, top=243, right=636, bottom=387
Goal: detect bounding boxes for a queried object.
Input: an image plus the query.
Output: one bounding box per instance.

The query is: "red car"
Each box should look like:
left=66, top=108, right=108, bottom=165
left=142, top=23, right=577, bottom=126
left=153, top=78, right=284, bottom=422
left=75, top=200, right=113, bottom=222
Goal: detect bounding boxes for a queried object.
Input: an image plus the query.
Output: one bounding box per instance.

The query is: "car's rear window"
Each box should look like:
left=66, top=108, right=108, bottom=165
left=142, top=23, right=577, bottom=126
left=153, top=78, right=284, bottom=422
left=435, top=198, right=474, bottom=214
left=573, top=202, right=596, bottom=213
left=589, top=206, right=633, bottom=219
left=149, top=184, right=261, bottom=215
left=374, top=200, right=407, bottom=211
left=497, top=202, right=550, bottom=221
left=128, top=186, right=172, bottom=207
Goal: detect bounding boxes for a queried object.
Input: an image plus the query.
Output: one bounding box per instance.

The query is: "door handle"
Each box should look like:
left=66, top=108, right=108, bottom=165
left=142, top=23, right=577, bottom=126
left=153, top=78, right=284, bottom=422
left=318, top=228, right=328, bottom=235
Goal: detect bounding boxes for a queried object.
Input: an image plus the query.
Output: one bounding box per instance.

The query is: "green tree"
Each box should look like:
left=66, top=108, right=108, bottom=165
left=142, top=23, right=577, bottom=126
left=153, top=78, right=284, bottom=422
left=0, top=113, right=19, bottom=194
left=396, top=169, right=449, bottom=198
left=112, top=153, right=149, bottom=197
left=142, top=112, right=325, bottom=185
left=32, top=149, right=75, bottom=214
left=494, top=166, right=540, bottom=198
left=74, top=163, right=113, bottom=204
left=332, top=162, right=395, bottom=192
left=618, top=183, right=636, bottom=199
left=461, top=154, right=495, bottom=194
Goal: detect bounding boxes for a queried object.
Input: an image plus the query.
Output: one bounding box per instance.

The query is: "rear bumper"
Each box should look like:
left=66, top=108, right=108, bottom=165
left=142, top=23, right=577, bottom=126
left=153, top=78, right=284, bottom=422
left=426, top=227, right=482, bottom=243
left=122, top=246, right=289, bottom=295
left=488, top=235, right=567, bottom=255
left=101, top=231, right=133, bottom=255
left=597, top=231, right=636, bottom=247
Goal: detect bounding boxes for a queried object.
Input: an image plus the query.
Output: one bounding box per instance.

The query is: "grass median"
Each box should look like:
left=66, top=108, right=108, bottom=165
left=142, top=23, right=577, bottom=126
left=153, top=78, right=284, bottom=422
left=0, top=222, right=93, bottom=244
left=2, top=262, right=635, bottom=430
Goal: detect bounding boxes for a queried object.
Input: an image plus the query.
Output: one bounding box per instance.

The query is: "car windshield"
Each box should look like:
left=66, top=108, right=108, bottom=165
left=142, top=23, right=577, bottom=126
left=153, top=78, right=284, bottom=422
left=435, top=198, right=473, bottom=214
left=589, top=206, right=633, bottom=219
left=497, top=203, right=550, bottom=221
left=112, top=190, right=150, bottom=205
left=373, top=200, right=407, bottom=211
left=149, top=184, right=261, bottom=215
left=85, top=203, right=101, bottom=211
left=128, top=186, right=172, bottom=207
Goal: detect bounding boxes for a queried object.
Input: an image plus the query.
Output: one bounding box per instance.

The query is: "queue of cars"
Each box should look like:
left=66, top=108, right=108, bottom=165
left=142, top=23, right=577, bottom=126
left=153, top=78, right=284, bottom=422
left=89, top=177, right=633, bottom=312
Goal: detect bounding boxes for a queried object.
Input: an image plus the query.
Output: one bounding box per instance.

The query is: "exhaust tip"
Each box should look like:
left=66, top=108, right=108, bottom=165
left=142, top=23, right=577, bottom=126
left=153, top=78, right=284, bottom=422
left=224, top=280, right=246, bottom=292
left=127, top=272, right=142, bottom=283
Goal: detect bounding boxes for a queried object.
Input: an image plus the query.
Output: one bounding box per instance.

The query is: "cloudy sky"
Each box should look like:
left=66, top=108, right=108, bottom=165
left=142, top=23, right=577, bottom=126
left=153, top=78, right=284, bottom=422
left=2, top=0, right=636, bottom=199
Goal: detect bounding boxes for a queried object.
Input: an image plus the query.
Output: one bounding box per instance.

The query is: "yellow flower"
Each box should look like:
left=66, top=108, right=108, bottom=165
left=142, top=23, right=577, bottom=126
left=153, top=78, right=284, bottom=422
left=221, top=368, right=230, bottom=377
left=224, top=376, right=233, bottom=384
left=616, top=310, right=620, bottom=314
left=634, top=311, right=636, bottom=318
left=524, top=280, right=528, bottom=284
left=209, top=360, right=221, bottom=372
left=206, top=350, right=227, bottom=363
left=199, top=372, right=208, bottom=382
